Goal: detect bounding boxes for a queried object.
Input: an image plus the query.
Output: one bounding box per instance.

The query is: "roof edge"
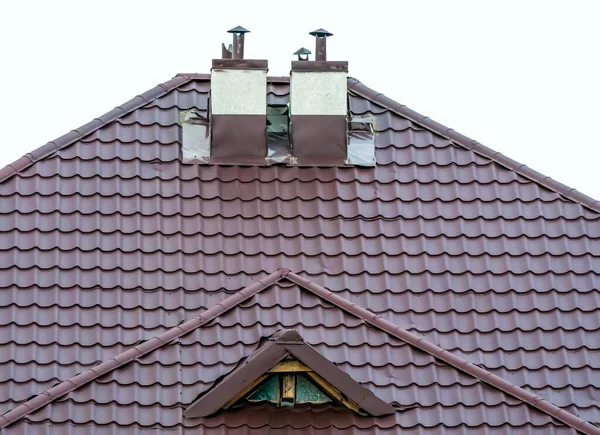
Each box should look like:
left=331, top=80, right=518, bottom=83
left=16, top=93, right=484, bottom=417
left=348, top=77, right=600, bottom=214
left=0, top=74, right=202, bottom=184
left=0, top=73, right=292, bottom=185
left=285, top=272, right=600, bottom=435
left=0, top=269, right=288, bottom=430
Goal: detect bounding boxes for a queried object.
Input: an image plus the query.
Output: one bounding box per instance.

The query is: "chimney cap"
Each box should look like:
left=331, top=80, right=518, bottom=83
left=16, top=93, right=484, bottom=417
left=293, top=47, right=312, bottom=55
left=228, top=25, right=250, bottom=34
left=309, top=28, right=333, bottom=37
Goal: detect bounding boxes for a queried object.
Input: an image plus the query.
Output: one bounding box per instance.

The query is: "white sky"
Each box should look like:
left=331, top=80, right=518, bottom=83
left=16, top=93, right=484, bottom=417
left=1, top=0, right=599, bottom=200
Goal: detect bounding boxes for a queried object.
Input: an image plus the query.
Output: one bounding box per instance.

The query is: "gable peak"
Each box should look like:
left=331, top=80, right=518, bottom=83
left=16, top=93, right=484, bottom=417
left=183, top=328, right=395, bottom=418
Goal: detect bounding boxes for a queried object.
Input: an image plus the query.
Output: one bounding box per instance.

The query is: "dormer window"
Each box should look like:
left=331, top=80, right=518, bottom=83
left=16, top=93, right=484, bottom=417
left=184, top=330, right=394, bottom=418
left=248, top=371, right=332, bottom=406
left=227, top=358, right=338, bottom=409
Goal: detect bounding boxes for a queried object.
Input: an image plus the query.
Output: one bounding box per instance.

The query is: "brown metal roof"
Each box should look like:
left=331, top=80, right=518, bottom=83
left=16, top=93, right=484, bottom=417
left=0, top=73, right=599, bottom=434
left=1, top=269, right=597, bottom=433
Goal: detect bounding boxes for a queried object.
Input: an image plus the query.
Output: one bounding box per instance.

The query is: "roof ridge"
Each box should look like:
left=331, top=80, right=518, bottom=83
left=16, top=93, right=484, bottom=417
left=284, top=271, right=600, bottom=435
left=0, top=74, right=198, bottom=184
left=0, top=269, right=288, bottom=430
left=348, top=78, right=600, bottom=215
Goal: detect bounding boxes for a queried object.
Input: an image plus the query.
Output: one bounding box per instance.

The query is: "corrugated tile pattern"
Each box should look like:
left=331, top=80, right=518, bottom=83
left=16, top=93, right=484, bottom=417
left=0, top=78, right=598, bottom=433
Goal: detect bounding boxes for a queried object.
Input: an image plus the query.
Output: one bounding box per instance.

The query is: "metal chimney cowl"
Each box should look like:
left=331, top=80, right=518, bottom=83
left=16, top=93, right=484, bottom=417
left=210, top=26, right=269, bottom=163
left=290, top=29, right=349, bottom=165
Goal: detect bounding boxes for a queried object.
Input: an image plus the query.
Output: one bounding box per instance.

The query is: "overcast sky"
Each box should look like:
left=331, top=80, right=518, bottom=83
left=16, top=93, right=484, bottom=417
left=1, top=1, right=599, bottom=200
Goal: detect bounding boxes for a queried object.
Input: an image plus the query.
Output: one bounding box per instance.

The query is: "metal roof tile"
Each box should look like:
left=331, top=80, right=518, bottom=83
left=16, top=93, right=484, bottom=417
left=0, top=76, right=598, bottom=433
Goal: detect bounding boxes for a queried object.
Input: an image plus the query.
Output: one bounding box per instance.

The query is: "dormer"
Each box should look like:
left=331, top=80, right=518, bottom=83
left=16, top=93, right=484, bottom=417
left=184, top=330, right=395, bottom=418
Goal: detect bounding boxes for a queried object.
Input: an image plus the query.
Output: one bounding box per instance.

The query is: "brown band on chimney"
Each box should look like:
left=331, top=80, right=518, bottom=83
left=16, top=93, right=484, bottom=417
left=212, top=59, right=269, bottom=70
left=210, top=114, right=267, bottom=162
left=290, top=61, right=348, bottom=73
left=290, top=115, right=347, bottom=165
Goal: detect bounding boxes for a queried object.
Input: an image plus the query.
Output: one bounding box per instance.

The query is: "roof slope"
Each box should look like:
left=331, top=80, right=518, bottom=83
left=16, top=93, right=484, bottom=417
left=2, top=270, right=596, bottom=433
left=0, top=74, right=599, bottom=433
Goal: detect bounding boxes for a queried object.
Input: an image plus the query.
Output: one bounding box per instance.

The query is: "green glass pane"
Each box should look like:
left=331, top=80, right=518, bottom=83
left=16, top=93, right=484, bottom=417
left=296, top=375, right=332, bottom=404
left=247, top=376, right=279, bottom=403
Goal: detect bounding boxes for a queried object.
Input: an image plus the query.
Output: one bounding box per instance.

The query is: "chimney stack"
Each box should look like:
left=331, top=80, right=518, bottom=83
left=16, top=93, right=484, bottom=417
left=210, top=27, right=268, bottom=163
left=290, top=28, right=349, bottom=165
left=227, top=26, right=250, bottom=60
left=309, top=28, right=333, bottom=61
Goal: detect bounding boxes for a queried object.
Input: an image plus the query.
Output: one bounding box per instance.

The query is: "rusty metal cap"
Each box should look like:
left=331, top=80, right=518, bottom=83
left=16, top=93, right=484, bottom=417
left=293, top=47, right=312, bottom=55
left=227, top=25, right=250, bottom=34
left=309, top=28, right=333, bottom=37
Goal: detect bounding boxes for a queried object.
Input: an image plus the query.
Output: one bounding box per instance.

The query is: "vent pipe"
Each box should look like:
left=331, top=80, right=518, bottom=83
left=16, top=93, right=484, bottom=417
left=309, top=28, right=333, bottom=61
left=221, top=43, right=232, bottom=59
left=293, top=47, right=312, bottom=61
left=227, top=26, right=250, bottom=59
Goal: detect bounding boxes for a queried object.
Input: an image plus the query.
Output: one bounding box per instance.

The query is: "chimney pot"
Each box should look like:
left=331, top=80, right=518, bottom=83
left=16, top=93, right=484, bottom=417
left=227, top=25, right=250, bottom=60
left=293, top=47, right=312, bottom=61
left=221, top=43, right=232, bottom=59
left=227, top=25, right=250, bottom=34
left=309, top=28, right=332, bottom=61
left=309, top=28, right=333, bottom=37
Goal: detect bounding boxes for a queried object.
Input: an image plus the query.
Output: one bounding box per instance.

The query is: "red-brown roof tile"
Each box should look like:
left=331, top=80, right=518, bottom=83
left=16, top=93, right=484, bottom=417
left=0, top=74, right=599, bottom=434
